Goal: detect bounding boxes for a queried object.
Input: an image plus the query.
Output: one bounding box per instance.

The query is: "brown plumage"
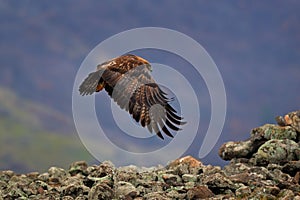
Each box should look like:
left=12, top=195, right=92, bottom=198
left=79, top=54, right=185, bottom=139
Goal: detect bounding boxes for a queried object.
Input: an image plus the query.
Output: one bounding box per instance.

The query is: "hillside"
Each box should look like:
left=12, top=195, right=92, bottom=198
left=0, top=87, right=94, bottom=172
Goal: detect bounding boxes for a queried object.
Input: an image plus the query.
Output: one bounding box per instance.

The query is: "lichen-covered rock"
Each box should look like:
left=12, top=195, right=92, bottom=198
left=251, top=124, right=298, bottom=140
left=24, top=180, right=47, bottom=196
left=186, top=185, right=214, bottom=199
left=68, top=161, right=88, bottom=176
left=219, top=140, right=255, bottom=160
left=220, top=111, right=300, bottom=165
left=143, top=192, right=170, bottom=200
left=201, top=172, right=238, bottom=193
left=161, top=173, right=182, bottom=186
left=62, top=175, right=89, bottom=197
left=235, top=185, right=251, bottom=198
left=181, top=174, right=197, bottom=183
left=217, top=110, right=300, bottom=198
left=87, top=160, right=115, bottom=179
left=62, top=195, right=74, bottom=200
left=48, top=166, right=66, bottom=179
left=277, top=189, right=295, bottom=199
left=252, top=139, right=299, bottom=165
left=88, top=182, right=113, bottom=199
left=250, top=187, right=277, bottom=199
left=115, top=165, right=141, bottom=186
left=282, top=160, right=300, bottom=176
left=47, top=166, right=67, bottom=187
left=276, top=110, right=300, bottom=132
left=166, top=189, right=186, bottom=199
left=114, top=181, right=139, bottom=199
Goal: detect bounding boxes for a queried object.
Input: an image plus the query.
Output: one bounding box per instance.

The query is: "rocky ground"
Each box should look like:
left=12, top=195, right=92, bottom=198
left=0, top=110, right=300, bottom=199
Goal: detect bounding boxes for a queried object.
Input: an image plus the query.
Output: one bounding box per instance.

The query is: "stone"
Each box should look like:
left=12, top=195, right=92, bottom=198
left=186, top=185, right=214, bottom=199
left=115, top=181, right=139, bottom=199
left=276, top=110, right=300, bottom=132
left=88, top=182, right=113, bottom=199
left=68, top=161, right=88, bottom=176
left=253, top=139, right=299, bottom=165
left=166, top=156, right=203, bottom=175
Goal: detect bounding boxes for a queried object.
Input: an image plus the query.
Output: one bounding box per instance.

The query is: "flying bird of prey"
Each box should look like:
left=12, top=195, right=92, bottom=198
left=79, top=54, right=185, bottom=139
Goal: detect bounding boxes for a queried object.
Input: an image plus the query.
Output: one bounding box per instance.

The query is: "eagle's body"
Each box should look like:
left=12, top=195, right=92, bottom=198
left=79, top=54, right=185, bottom=139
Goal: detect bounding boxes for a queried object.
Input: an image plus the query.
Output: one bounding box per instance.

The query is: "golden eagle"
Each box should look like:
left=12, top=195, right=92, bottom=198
left=79, top=54, right=185, bottom=139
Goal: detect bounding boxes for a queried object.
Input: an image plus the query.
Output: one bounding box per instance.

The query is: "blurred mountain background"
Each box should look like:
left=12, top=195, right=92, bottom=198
left=0, top=1, right=299, bottom=172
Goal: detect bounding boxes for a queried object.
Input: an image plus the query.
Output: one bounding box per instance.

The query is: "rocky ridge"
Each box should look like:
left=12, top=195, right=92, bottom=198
left=0, top=110, right=300, bottom=199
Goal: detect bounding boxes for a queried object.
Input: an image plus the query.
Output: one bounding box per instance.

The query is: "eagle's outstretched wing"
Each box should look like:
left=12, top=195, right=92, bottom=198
left=79, top=54, right=185, bottom=139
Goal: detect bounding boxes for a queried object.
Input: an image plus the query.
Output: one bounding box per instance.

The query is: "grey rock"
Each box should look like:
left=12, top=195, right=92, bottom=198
left=253, top=139, right=299, bottom=165
left=276, top=110, right=300, bottom=132
left=186, top=185, right=214, bottom=199
left=115, top=165, right=140, bottom=186
left=62, top=196, right=74, bottom=200
left=88, top=160, right=115, bottom=178
left=115, top=181, right=139, bottom=199
left=48, top=166, right=66, bottom=178
left=161, top=173, right=182, bottom=186
left=0, top=170, right=14, bottom=182
left=277, top=189, right=294, bottom=200
left=88, top=182, right=113, bottom=200
left=166, top=189, right=186, bottom=199
left=37, top=172, right=49, bottom=182
left=62, top=175, right=89, bottom=197
left=219, top=140, right=255, bottom=160
left=181, top=174, right=197, bottom=183
left=75, top=194, right=86, bottom=200
left=251, top=124, right=297, bottom=140
left=219, top=115, right=300, bottom=162
left=235, top=185, right=251, bottom=198
left=282, top=160, right=300, bottom=176
left=68, top=161, right=88, bottom=176
left=201, top=172, right=238, bottom=193
left=143, top=192, right=171, bottom=200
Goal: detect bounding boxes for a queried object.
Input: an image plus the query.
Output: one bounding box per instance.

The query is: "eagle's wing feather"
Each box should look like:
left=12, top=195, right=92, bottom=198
left=127, top=83, right=183, bottom=139
left=79, top=70, right=103, bottom=96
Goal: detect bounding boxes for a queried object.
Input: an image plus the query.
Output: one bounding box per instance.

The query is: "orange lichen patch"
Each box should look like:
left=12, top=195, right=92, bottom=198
left=284, top=114, right=293, bottom=125
left=96, top=82, right=105, bottom=92
left=169, top=156, right=203, bottom=168
left=37, top=186, right=44, bottom=195
left=179, top=156, right=203, bottom=168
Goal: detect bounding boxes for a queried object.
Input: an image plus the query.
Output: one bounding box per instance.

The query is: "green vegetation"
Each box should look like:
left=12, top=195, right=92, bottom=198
left=0, top=87, right=94, bottom=172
